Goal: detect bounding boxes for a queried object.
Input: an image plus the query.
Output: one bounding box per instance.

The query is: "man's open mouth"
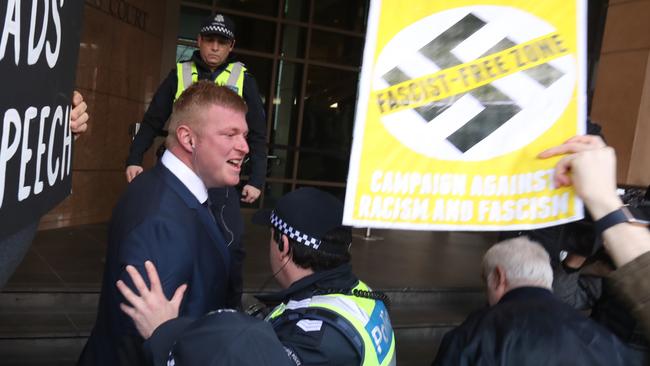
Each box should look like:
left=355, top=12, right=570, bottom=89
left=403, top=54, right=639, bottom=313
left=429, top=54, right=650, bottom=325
left=227, top=159, right=242, bottom=168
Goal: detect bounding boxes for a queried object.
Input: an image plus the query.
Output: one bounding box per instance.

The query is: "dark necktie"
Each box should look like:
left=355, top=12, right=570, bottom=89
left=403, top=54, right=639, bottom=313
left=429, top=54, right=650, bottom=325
left=202, top=199, right=217, bottom=223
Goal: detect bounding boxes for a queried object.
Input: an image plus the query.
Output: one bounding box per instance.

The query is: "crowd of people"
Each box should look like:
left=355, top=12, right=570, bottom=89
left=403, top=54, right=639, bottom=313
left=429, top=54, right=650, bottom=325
left=433, top=135, right=650, bottom=365
left=73, top=15, right=398, bottom=365
left=79, top=81, right=650, bottom=366
left=77, top=14, right=650, bottom=366
left=3, top=12, right=649, bottom=366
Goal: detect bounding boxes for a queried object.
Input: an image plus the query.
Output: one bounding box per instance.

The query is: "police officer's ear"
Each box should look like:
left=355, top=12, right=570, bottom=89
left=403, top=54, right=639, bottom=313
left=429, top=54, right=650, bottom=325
left=280, top=235, right=291, bottom=256
left=273, top=229, right=282, bottom=249
left=274, top=229, right=290, bottom=255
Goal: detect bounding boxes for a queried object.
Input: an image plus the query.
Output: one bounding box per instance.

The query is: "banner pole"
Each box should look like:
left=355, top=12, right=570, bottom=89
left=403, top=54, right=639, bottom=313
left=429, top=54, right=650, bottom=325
left=354, top=227, right=383, bottom=241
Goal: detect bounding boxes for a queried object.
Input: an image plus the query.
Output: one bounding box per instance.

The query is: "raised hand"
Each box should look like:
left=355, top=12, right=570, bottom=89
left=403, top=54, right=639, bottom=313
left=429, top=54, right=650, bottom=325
left=116, top=260, right=187, bottom=339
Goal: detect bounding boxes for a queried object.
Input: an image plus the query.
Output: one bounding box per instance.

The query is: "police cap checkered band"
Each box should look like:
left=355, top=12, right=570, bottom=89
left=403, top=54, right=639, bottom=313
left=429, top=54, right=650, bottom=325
left=200, top=25, right=234, bottom=39
left=271, top=211, right=321, bottom=250
left=199, top=14, right=236, bottom=39
left=252, top=188, right=351, bottom=255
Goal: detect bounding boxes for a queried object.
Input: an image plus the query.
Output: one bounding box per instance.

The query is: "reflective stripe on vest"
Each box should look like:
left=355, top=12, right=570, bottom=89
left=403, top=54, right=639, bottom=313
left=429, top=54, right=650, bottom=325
left=267, top=281, right=396, bottom=366
left=174, top=61, right=246, bottom=100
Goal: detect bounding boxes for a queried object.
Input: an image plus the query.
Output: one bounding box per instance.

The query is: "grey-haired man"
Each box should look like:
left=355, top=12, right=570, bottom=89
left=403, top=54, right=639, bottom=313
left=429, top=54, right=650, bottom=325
left=433, top=236, right=628, bottom=366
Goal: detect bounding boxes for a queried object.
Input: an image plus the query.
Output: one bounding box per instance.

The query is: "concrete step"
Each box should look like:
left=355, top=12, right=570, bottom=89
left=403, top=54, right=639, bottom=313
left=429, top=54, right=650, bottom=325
left=0, top=287, right=485, bottom=365
left=0, top=338, right=86, bottom=366
left=0, top=332, right=449, bottom=366
left=1, top=288, right=485, bottom=334
left=395, top=326, right=454, bottom=366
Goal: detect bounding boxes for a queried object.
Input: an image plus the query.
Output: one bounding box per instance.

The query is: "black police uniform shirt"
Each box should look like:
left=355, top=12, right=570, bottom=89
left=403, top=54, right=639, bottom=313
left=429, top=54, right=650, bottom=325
left=257, top=264, right=363, bottom=366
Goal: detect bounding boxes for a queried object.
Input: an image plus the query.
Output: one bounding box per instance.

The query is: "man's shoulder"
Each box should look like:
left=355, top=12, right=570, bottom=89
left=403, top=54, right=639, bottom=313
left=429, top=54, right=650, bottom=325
left=468, top=292, right=615, bottom=341
left=121, top=167, right=170, bottom=203
left=443, top=294, right=559, bottom=341
left=435, top=289, right=627, bottom=365
left=114, top=167, right=194, bottom=223
left=487, top=291, right=570, bottom=324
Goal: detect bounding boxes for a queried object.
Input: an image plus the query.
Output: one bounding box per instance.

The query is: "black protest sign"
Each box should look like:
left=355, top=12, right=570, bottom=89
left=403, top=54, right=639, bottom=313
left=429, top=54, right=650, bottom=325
left=0, top=1, right=84, bottom=239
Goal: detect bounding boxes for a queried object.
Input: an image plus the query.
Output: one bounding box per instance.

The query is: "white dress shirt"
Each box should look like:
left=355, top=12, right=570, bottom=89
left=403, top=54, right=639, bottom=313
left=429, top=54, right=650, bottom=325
left=160, top=150, right=208, bottom=204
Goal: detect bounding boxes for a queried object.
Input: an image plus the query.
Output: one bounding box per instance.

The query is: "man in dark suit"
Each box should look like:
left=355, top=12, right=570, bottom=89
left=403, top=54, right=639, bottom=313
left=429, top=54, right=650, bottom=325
left=77, top=81, right=249, bottom=365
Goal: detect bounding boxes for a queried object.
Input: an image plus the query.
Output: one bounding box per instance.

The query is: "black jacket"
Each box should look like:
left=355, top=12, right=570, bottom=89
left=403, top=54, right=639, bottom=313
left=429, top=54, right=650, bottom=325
left=126, top=51, right=267, bottom=189
left=432, top=287, right=628, bottom=366
left=144, top=311, right=293, bottom=366
left=256, top=264, right=363, bottom=366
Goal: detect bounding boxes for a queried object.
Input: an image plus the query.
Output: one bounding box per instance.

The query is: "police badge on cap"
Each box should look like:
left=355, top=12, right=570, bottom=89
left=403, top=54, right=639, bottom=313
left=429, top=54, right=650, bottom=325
left=200, top=14, right=236, bottom=40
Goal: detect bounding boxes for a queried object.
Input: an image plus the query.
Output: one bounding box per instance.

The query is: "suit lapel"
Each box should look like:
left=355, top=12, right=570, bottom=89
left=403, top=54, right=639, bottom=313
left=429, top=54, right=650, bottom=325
left=154, top=163, right=231, bottom=273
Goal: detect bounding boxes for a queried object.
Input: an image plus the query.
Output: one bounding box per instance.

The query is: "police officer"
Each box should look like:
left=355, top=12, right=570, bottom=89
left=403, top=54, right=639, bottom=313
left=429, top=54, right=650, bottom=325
left=125, top=14, right=267, bottom=307
left=125, top=14, right=266, bottom=195
left=252, top=188, right=396, bottom=366
left=116, top=188, right=396, bottom=366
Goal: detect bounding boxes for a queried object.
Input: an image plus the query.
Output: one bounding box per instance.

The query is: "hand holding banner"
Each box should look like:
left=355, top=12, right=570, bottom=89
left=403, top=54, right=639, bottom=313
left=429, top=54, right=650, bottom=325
left=344, top=0, right=586, bottom=231
left=0, top=1, right=85, bottom=238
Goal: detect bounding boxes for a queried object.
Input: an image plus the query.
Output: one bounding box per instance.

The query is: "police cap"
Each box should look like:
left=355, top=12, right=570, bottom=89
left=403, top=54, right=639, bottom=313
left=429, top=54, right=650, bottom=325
left=199, top=13, right=236, bottom=40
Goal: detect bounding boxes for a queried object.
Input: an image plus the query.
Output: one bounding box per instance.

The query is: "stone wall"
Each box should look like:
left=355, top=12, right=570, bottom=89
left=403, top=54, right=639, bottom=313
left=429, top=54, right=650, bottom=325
left=592, top=0, right=650, bottom=186
left=40, top=0, right=178, bottom=229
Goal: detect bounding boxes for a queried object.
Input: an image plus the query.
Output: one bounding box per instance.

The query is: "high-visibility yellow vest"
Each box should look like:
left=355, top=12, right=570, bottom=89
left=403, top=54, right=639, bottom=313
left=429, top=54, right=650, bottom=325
left=174, top=61, right=246, bottom=100
left=266, top=281, right=396, bottom=366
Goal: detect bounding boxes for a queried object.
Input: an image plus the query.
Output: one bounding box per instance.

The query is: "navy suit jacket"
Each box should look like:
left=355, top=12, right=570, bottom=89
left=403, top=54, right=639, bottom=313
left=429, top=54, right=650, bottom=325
left=78, top=162, right=231, bottom=366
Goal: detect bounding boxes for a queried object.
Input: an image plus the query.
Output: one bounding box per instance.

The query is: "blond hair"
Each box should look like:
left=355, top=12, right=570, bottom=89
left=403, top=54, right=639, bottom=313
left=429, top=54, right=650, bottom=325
left=166, top=81, right=247, bottom=147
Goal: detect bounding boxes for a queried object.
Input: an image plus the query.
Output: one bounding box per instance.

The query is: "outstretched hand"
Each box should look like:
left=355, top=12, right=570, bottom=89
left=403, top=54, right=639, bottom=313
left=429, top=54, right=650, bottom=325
left=538, top=134, right=621, bottom=218
left=537, top=134, right=606, bottom=159
left=116, top=261, right=187, bottom=339
left=539, top=135, right=650, bottom=269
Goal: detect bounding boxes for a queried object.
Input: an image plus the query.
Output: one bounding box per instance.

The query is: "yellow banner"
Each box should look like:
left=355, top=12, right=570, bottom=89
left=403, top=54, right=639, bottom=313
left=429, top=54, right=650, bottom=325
left=344, top=0, right=587, bottom=231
